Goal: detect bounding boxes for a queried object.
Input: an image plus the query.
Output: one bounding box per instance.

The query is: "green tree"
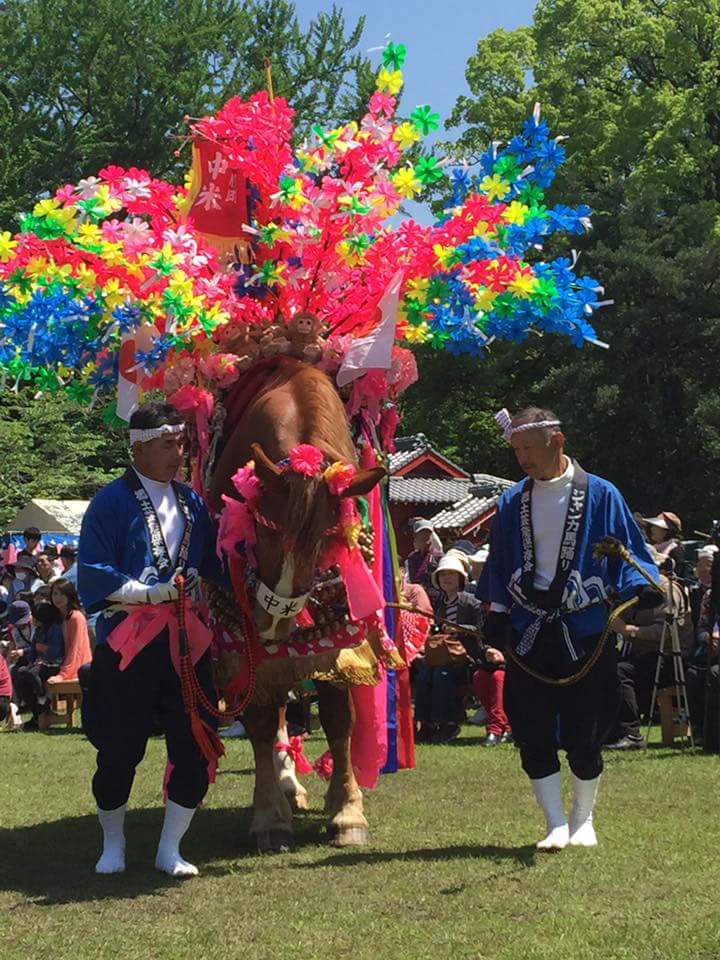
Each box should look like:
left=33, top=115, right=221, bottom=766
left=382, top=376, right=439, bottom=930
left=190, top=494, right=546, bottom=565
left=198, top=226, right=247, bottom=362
left=405, top=0, right=720, bottom=529
left=0, top=391, right=127, bottom=528
left=0, top=0, right=373, bottom=226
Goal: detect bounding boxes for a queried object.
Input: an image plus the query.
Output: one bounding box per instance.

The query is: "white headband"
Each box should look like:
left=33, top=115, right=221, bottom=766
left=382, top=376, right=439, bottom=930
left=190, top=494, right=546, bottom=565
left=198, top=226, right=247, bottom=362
left=129, top=423, right=185, bottom=444
left=495, top=408, right=561, bottom=441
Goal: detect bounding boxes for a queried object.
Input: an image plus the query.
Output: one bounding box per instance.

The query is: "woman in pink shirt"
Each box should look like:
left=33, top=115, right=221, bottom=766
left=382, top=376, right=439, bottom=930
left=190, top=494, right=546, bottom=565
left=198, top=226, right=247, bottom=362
left=48, top=579, right=92, bottom=682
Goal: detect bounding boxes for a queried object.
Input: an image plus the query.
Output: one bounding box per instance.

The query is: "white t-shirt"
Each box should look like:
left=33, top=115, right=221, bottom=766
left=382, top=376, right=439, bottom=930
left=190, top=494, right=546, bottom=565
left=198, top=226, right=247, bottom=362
left=133, top=466, right=183, bottom=564
left=530, top=457, right=575, bottom=590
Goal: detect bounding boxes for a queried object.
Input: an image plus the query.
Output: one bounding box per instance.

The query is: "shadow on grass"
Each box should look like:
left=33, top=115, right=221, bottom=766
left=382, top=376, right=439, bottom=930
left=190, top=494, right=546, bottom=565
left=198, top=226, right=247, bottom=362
left=289, top=842, right=537, bottom=871
left=0, top=805, right=535, bottom=906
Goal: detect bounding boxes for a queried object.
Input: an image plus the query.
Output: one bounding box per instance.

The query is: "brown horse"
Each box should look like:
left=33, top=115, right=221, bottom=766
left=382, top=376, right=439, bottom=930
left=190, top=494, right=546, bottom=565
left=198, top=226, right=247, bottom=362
left=208, top=359, right=385, bottom=851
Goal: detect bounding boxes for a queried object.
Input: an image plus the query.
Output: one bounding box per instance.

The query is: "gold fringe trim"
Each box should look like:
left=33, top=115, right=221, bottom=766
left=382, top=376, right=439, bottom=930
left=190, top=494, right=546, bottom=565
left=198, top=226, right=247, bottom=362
left=252, top=639, right=380, bottom=704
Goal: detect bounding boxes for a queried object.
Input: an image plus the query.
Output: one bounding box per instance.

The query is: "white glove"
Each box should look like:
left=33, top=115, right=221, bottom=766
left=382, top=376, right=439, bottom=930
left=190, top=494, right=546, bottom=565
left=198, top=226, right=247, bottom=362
left=108, top=576, right=179, bottom=606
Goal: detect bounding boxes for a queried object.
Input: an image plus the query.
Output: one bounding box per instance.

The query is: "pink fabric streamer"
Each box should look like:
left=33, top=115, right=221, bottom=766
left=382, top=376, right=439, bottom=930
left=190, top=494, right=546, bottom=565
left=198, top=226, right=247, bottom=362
left=170, top=385, right=215, bottom=493
left=350, top=438, right=389, bottom=789
left=107, top=600, right=213, bottom=672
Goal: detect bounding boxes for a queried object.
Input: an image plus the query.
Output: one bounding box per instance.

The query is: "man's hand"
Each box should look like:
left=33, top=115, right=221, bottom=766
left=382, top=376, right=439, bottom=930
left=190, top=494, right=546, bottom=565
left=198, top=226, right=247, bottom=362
left=9, top=649, right=22, bottom=662
left=145, top=579, right=180, bottom=605
left=485, top=647, right=506, bottom=665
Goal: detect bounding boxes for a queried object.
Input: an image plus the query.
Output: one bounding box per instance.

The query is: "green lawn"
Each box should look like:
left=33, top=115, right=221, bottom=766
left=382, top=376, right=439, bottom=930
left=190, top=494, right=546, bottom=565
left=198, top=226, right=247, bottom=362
left=1, top=726, right=719, bottom=960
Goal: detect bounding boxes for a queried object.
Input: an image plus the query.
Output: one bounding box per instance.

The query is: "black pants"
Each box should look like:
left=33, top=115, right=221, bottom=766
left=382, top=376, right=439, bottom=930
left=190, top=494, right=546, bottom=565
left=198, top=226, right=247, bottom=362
left=615, top=651, right=676, bottom=739
left=0, top=696, right=9, bottom=722
left=686, top=663, right=720, bottom=750
left=84, top=640, right=217, bottom=811
left=14, top=663, right=60, bottom=719
left=504, top=634, right=619, bottom=781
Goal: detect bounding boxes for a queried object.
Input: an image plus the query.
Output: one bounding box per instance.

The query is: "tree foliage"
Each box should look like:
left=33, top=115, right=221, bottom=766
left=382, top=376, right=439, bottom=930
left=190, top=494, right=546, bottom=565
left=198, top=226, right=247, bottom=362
left=0, top=391, right=127, bottom=528
left=405, top=0, right=720, bottom=529
left=0, top=0, right=372, bottom=226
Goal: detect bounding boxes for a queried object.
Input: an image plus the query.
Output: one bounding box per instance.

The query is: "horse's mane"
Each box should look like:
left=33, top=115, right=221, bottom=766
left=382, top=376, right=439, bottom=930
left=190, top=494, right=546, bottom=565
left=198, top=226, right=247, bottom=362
left=247, top=361, right=356, bottom=464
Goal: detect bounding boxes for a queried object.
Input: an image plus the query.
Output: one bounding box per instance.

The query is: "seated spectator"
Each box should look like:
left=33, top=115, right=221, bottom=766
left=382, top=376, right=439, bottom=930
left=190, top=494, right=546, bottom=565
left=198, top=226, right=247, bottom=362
left=11, top=555, right=36, bottom=597
left=399, top=577, right=433, bottom=666
left=642, top=512, right=686, bottom=572
left=606, top=568, right=692, bottom=750
left=48, top=578, right=92, bottom=680
left=39, top=579, right=92, bottom=731
left=686, top=589, right=720, bottom=749
left=59, top=544, right=78, bottom=585
left=30, top=552, right=58, bottom=592
left=0, top=652, right=11, bottom=726
left=44, top=543, right=64, bottom=578
left=467, top=545, right=489, bottom=598
left=414, top=551, right=484, bottom=744
left=405, top=519, right=442, bottom=589
left=12, top=602, right=65, bottom=731
left=690, top=545, right=718, bottom=630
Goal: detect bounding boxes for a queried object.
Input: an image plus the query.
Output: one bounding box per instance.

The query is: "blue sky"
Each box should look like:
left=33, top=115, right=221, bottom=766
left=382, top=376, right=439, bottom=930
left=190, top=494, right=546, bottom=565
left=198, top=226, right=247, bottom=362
left=295, top=0, right=538, bottom=220
left=296, top=0, right=537, bottom=132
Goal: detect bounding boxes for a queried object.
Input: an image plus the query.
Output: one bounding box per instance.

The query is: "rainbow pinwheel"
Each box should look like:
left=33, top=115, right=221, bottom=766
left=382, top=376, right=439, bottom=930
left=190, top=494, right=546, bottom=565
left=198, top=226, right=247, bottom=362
left=0, top=42, right=609, bottom=409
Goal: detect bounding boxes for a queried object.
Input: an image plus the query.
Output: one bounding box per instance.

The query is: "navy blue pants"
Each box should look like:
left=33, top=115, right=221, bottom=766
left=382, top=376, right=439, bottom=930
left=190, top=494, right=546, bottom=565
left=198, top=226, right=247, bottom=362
left=84, top=639, right=217, bottom=810
left=504, top=634, right=619, bottom=781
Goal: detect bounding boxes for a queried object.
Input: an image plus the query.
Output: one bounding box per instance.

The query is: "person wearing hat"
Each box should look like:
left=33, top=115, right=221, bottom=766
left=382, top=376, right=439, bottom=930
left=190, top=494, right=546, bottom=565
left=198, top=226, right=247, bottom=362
left=414, top=550, right=485, bottom=743
left=405, top=518, right=442, bottom=589
left=480, top=406, right=661, bottom=850
left=467, top=545, right=489, bottom=597
left=688, top=544, right=717, bottom=630
left=78, top=401, right=224, bottom=878
left=642, top=512, right=685, bottom=571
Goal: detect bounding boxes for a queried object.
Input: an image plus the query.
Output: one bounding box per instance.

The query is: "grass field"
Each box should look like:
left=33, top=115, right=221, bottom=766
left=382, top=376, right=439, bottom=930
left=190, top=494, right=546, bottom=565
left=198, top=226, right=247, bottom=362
left=1, top=726, right=719, bottom=960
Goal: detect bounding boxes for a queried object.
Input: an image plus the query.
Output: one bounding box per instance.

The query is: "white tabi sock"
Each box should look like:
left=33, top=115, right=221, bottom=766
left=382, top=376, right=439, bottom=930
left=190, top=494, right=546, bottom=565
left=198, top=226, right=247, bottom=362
left=569, top=773, right=600, bottom=847
left=531, top=772, right=569, bottom=851
left=155, top=800, right=198, bottom=878
left=96, top=805, right=126, bottom=874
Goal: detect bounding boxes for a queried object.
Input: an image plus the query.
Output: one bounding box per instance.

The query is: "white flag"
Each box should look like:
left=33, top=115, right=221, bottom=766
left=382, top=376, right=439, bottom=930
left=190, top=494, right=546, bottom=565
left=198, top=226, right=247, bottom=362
left=336, top=270, right=404, bottom=388
left=116, top=323, right=158, bottom=422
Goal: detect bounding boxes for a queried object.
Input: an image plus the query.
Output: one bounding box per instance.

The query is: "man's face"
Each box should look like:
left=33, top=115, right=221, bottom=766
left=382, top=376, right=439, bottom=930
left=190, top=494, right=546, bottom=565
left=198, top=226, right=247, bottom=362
left=24, top=537, right=39, bottom=553
left=133, top=431, right=186, bottom=483
left=36, top=556, right=53, bottom=581
left=510, top=429, right=563, bottom=481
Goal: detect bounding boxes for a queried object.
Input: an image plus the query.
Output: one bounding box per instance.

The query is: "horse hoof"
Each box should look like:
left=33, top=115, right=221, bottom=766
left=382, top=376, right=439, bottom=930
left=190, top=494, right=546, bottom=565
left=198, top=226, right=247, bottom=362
left=255, top=829, right=295, bottom=854
left=328, top=824, right=370, bottom=847
left=289, top=791, right=310, bottom=812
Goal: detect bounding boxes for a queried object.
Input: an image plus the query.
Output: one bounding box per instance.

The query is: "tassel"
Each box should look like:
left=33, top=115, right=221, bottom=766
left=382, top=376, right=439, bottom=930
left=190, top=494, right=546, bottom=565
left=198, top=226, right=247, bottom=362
left=190, top=708, right=226, bottom=764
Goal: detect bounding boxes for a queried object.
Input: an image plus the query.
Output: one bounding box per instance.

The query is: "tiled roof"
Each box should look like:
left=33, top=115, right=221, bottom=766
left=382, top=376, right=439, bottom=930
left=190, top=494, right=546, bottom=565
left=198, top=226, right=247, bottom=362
left=470, top=474, right=515, bottom=496
left=389, top=476, right=472, bottom=504
left=387, top=435, right=431, bottom=473
left=430, top=494, right=499, bottom=531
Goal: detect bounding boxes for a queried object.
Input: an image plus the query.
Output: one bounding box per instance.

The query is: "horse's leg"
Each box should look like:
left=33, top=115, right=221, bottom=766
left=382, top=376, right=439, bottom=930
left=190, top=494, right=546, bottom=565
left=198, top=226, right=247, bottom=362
left=243, top=702, right=295, bottom=852
left=316, top=681, right=369, bottom=847
left=274, top=705, right=310, bottom=811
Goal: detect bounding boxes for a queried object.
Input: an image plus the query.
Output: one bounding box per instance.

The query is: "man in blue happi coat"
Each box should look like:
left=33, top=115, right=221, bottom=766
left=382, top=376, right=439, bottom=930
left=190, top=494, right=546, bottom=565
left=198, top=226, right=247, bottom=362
left=79, top=401, right=222, bottom=878
left=479, top=406, right=662, bottom=851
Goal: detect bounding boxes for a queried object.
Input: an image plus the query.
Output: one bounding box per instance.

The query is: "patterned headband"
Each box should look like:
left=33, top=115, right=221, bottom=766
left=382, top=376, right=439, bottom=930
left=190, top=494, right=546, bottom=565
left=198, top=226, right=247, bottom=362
left=129, top=423, right=186, bottom=444
left=495, top=408, right=561, bottom=441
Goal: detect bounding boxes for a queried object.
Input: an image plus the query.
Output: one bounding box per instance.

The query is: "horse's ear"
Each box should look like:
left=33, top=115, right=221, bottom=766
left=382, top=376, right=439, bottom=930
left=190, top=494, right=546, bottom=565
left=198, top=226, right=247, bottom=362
left=251, top=443, right=285, bottom=493
left=340, top=466, right=387, bottom=499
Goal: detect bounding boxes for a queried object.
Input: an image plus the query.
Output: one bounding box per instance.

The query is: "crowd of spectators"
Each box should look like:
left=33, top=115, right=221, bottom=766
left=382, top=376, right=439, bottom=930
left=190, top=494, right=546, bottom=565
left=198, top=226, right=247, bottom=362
left=1, top=527, right=91, bottom=731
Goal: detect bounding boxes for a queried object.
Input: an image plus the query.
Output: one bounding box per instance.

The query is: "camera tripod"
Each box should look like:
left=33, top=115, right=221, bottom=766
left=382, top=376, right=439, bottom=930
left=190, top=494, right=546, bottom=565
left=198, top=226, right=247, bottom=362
left=645, top=574, right=694, bottom=747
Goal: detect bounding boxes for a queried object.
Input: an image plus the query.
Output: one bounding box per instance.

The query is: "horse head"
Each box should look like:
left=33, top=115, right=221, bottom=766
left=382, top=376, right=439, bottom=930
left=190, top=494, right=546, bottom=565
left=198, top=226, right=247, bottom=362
left=248, top=442, right=384, bottom=640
